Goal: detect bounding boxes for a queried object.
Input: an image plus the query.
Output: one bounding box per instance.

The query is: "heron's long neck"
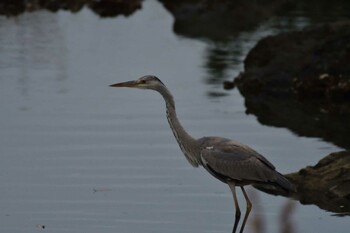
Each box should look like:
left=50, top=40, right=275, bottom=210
left=157, top=86, right=201, bottom=167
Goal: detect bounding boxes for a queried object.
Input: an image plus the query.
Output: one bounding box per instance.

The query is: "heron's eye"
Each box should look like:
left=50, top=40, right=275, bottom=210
left=139, top=80, right=146, bottom=84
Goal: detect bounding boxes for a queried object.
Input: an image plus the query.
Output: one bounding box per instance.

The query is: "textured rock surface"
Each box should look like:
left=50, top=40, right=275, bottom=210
left=255, top=151, right=350, bottom=215
left=158, top=0, right=286, bottom=40
left=233, top=23, right=350, bottom=149
left=0, top=0, right=142, bottom=17
left=287, top=151, right=350, bottom=215
left=235, top=23, right=350, bottom=101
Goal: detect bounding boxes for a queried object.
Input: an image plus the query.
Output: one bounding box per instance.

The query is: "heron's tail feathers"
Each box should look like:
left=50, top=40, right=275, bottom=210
left=253, top=172, right=296, bottom=196
left=275, top=172, right=296, bottom=193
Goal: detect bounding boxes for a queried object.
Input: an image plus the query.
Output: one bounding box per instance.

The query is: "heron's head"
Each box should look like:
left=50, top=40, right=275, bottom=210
left=110, top=75, right=165, bottom=90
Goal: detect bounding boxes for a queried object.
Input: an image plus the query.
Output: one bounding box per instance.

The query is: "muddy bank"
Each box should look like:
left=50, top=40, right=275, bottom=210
left=0, top=0, right=142, bottom=17
left=232, top=23, right=350, bottom=148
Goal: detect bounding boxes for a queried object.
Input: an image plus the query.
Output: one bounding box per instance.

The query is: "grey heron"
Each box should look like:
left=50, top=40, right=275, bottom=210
left=110, top=75, right=295, bottom=233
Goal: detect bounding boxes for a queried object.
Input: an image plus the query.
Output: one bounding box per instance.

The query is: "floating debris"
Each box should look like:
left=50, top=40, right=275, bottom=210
left=36, top=224, right=45, bottom=230
left=93, top=188, right=113, bottom=193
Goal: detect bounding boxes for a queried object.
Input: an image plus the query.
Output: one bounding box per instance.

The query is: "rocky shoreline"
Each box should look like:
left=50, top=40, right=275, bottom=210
left=234, top=23, right=350, bottom=101
left=230, top=22, right=350, bottom=149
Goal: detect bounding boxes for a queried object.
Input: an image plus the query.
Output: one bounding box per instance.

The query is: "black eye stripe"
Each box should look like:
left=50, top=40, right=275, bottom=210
left=154, top=77, right=164, bottom=85
left=138, top=76, right=164, bottom=86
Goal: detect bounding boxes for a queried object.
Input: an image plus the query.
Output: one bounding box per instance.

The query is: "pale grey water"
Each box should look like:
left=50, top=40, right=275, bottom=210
left=0, top=1, right=347, bottom=233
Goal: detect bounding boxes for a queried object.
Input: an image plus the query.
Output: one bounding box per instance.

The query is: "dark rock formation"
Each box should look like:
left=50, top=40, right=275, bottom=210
left=89, top=0, right=142, bottom=17
left=158, top=0, right=350, bottom=41
left=235, top=23, right=350, bottom=100
left=0, top=0, right=27, bottom=16
left=158, top=0, right=287, bottom=40
left=288, top=151, right=350, bottom=215
left=233, top=23, right=350, bottom=149
left=255, top=151, right=350, bottom=215
left=0, top=0, right=142, bottom=17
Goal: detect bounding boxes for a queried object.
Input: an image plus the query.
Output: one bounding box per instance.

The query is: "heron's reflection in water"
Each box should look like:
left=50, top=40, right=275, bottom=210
left=248, top=193, right=296, bottom=233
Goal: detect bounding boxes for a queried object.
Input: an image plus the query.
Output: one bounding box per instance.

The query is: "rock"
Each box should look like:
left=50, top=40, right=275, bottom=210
left=158, top=0, right=350, bottom=41
left=89, top=0, right=142, bottom=17
left=0, top=0, right=26, bottom=16
left=234, top=23, right=350, bottom=149
left=158, top=0, right=288, bottom=40
left=255, top=151, right=350, bottom=215
left=288, top=151, right=350, bottom=215
left=235, top=23, right=350, bottom=100
left=0, top=0, right=142, bottom=17
left=35, top=0, right=88, bottom=13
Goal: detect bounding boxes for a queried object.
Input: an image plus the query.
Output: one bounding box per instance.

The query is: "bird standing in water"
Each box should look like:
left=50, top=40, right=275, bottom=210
left=110, top=75, right=295, bottom=233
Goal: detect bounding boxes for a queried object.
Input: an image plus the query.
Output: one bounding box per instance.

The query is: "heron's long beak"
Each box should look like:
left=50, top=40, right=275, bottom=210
left=109, top=80, right=138, bottom=88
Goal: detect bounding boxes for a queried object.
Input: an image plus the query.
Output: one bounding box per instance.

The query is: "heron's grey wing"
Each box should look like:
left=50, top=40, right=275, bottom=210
left=197, top=137, right=275, bottom=170
left=200, top=148, right=278, bottom=184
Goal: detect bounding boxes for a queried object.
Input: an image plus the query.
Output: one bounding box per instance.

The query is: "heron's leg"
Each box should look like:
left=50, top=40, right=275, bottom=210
left=228, top=182, right=241, bottom=233
left=239, top=186, right=252, bottom=233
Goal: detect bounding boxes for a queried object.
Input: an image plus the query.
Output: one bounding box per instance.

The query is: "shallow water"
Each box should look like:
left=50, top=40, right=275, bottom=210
left=0, top=1, right=348, bottom=233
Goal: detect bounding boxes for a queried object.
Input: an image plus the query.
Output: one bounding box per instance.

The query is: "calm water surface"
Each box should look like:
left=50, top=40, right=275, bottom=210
left=0, top=1, right=346, bottom=233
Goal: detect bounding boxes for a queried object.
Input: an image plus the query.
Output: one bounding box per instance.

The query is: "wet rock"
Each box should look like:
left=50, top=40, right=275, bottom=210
left=255, top=151, right=350, bottom=215
left=89, top=0, right=142, bottom=17
left=0, top=0, right=26, bottom=16
left=288, top=151, right=350, bottom=215
left=37, top=0, right=88, bottom=13
left=236, top=23, right=350, bottom=100
left=158, top=0, right=350, bottom=41
left=158, top=0, right=288, bottom=40
left=234, top=23, right=350, bottom=149
left=0, top=0, right=142, bottom=17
